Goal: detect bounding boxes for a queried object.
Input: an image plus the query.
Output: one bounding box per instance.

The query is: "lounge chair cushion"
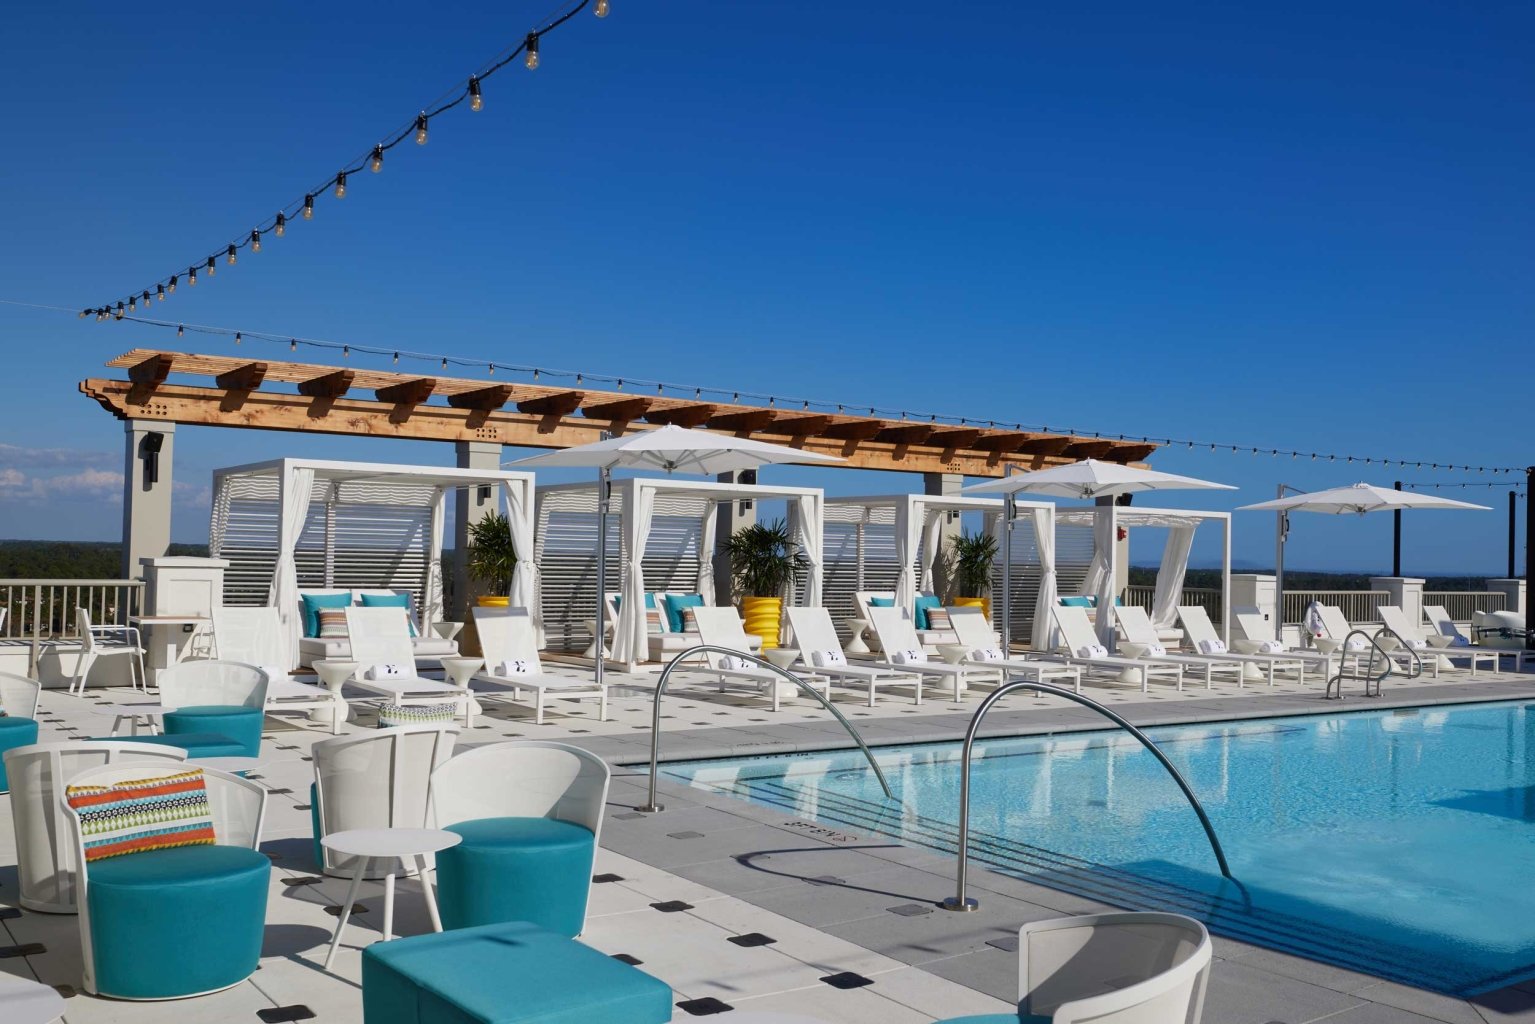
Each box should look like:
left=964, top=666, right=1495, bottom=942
left=362, top=920, right=672, bottom=1024
left=662, top=593, right=704, bottom=633
left=0, top=715, right=39, bottom=792
left=298, top=635, right=459, bottom=663
left=436, top=817, right=596, bottom=935
left=86, top=844, right=269, bottom=999
left=301, top=591, right=354, bottom=637
left=162, top=706, right=265, bottom=758
left=914, top=594, right=941, bottom=630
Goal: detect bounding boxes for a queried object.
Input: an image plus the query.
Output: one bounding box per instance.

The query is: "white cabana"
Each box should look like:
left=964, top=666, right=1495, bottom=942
left=535, top=477, right=824, bottom=669
left=1055, top=505, right=1231, bottom=648
left=822, top=494, right=1057, bottom=648
left=209, top=458, right=537, bottom=669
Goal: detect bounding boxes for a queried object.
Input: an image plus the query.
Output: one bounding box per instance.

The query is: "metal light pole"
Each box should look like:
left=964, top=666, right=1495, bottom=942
left=1392, top=481, right=1402, bottom=577
left=1272, top=483, right=1304, bottom=642
left=593, top=432, right=613, bottom=688
left=1526, top=467, right=1533, bottom=653
left=1001, top=491, right=1013, bottom=653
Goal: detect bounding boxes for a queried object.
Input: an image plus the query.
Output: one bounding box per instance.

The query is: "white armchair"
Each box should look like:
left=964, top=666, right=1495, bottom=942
left=70, top=607, right=147, bottom=695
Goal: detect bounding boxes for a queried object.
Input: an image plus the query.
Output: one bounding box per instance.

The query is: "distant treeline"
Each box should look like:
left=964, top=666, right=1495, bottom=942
left=1127, top=567, right=1496, bottom=591
left=0, top=540, right=209, bottom=579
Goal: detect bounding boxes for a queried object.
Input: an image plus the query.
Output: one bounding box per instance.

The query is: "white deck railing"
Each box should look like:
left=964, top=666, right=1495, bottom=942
left=1423, top=591, right=1507, bottom=622
left=0, top=579, right=144, bottom=674
left=1122, top=586, right=1225, bottom=628
left=1280, top=590, right=1390, bottom=626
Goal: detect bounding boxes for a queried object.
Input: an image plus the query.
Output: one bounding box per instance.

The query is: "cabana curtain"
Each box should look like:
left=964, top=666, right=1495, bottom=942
left=1031, top=506, right=1058, bottom=651
left=892, top=500, right=920, bottom=608
left=270, top=466, right=315, bottom=670
left=918, top=507, right=946, bottom=597
left=502, top=483, right=543, bottom=643
left=424, top=486, right=447, bottom=630
left=793, top=494, right=822, bottom=608
left=612, top=481, right=656, bottom=668
left=698, top=501, right=717, bottom=604
left=1088, top=506, right=1117, bottom=645
left=1150, top=524, right=1197, bottom=629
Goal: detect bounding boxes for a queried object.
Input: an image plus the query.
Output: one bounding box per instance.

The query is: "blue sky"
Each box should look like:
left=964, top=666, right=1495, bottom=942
left=0, top=1, right=1529, bottom=574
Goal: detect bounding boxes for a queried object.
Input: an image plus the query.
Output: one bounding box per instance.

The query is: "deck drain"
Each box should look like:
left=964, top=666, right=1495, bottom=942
left=987, top=935, right=1020, bottom=952
left=258, top=1007, right=317, bottom=1023
left=592, top=873, right=625, bottom=883
left=886, top=903, right=933, bottom=917
left=667, top=831, right=705, bottom=840
left=820, top=971, right=874, bottom=990
left=677, top=997, right=734, bottom=1015
left=727, top=933, right=777, bottom=947
left=650, top=900, right=694, bottom=913
left=611, top=953, right=643, bottom=965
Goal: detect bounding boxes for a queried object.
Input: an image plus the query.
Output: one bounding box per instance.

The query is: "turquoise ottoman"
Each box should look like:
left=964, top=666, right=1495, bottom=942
left=436, top=817, right=596, bottom=936
left=162, top=706, right=265, bottom=757
left=99, top=732, right=249, bottom=759
left=86, top=845, right=270, bottom=998
left=363, top=921, right=673, bottom=1024
left=0, top=715, right=40, bottom=792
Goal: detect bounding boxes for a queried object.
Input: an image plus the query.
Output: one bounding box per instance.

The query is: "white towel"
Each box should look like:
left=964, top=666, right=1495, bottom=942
left=1256, top=640, right=1285, bottom=655
left=499, top=659, right=532, bottom=676
left=367, top=663, right=407, bottom=680
left=1145, top=643, right=1167, bottom=657
left=1076, top=644, right=1108, bottom=659
left=891, top=648, right=927, bottom=665
left=1344, top=637, right=1368, bottom=652
left=1404, top=638, right=1427, bottom=650
left=970, top=647, right=1004, bottom=662
left=719, top=654, right=752, bottom=670
left=1449, top=636, right=1470, bottom=648
left=811, top=649, right=846, bottom=667
left=1197, top=639, right=1226, bottom=655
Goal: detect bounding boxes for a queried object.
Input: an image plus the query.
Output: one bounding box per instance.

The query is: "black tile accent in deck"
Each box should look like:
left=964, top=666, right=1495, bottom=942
left=0, top=943, right=46, bottom=958
left=987, top=935, right=1020, bottom=952
left=820, top=971, right=874, bottom=990
left=612, top=811, right=645, bottom=820
left=282, top=876, right=325, bottom=887
left=610, top=953, right=643, bottom=965
left=265, top=788, right=294, bottom=795
left=667, top=831, right=705, bottom=840
left=0, top=907, right=22, bottom=920
left=805, top=875, right=845, bottom=887
left=325, top=904, right=368, bottom=916
left=592, top=873, right=625, bottom=883
left=886, top=903, right=933, bottom=917
left=293, top=804, right=312, bottom=811
left=258, top=1007, right=318, bottom=1022
left=650, top=900, right=694, bottom=913
left=676, top=997, right=734, bottom=1016
left=727, top=932, right=776, bottom=947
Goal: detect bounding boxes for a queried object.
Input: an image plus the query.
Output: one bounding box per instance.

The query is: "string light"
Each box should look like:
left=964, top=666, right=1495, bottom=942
left=303, top=194, right=315, bottom=220
left=142, top=290, right=152, bottom=307
left=226, top=244, right=237, bottom=266
left=525, top=33, right=540, bottom=70
left=334, top=172, right=347, bottom=199
left=415, top=114, right=429, bottom=146
left=370, top=146, right=384, bottom=173
left=188, top=267, right=197, bottom=286
left=469, top=77, right=483, bottom=112
left=250, top=230, right=261, bottom=254
left=274, top=212, right=286, bottom=237
left=234, top=332, right=242, bottom=345
left=206, top=255, right=216, bottom=276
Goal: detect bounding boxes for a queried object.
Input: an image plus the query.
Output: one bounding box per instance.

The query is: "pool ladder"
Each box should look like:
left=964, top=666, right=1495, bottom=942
left=1324, top=626, right=1422, bottom=700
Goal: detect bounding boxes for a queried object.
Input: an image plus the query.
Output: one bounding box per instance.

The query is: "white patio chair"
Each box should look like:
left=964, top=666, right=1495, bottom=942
left=0, top=668, right=42, bottom=720
left=854, top=590, right=955, bottom=650
left=1110, top=606, right=1246, bottom=689
left=691, top=606, right=832, bottom=712
left=1175, top=605, right=1308, bottom=685
left=785, top=606, right=925, bottom=705
left=1379, top=605, right=1495, bottom=676
left=157, top=659, right=269, bottom=710
left=472, top=607, right=608, bottom=725
left=939, top=912, right=1211, bottom=1024
left=947, top=607, right=1084, bottom=693
left=865, top=606, right=1003, bottom=702
left=4, top=739, right=187, bottom=913
left=212, top=605, right=347, bottom=733
left=1232, top=612, right=1333, bottom=677
left=63, top=763, right=266, bottom=997
left=311, top=724, right=458, bottom=878
left=1049, top=606, right=1184, bottom=693
left=69, top=607, right=147, bottom=695
left=344, top=606, right=474, bottom=726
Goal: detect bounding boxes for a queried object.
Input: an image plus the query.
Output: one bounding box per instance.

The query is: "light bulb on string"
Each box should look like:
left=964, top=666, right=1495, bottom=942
left=142, top=290, right=151, bottom=308
left=128, top=296, right=136, bottom=312
left=303, top=194, right=315, bottom=220
left=250, top=229, right=261, bottom=253
left=415, top=114, right=429, bottom=145
left=469, top=77, right=483, bottom=112
left=370, top=146, right=384, bottom=173
left=442, top=358, right=448, bottom=371
left=334, top=172, right=347, bottom=199
left=226, top=245, right=237, bottom=266
left=595, top=0, right=609, bottom=16
left=207, top=256, right=216, bottom=277
left=177, top=324, right=184, bottom=338
left=275, top=212, right=286, bottom=237
left=525, top=33, right=540, bottom=70
left=157, top=283, right=166, bottom=302
left=188, top=267, right=197, bottom=287
left=289, top=339, right=297, bottom=352
left=234, top=332, right=242, bottom=345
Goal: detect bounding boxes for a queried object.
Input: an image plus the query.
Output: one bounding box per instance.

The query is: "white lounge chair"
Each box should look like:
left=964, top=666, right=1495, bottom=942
left=784, top=606, right=925, bottom=705
left=1176, top=605, right=1309, bottom=685
left=312, top=724, right=458, bottom=878
left=471, top=607, right=609, bottom=724
left=1233, top=612, right=1333, bottom=678
left=854, top=590, right=957, bottom=650
left=1111, top=606, right=1245, bottom=689
left=690, top=606, right=832, bottom=712
left=1426, top=603, right=1532, bottom=673
left=1379, top=605, right=1496, bottom=677
left=1315, top=604, right=1439, bottom=679
left=947, top=607, right=1084, bottom=693
left=344, top=606, right=475, bottom=725
left=1050, top=605, right=1184, bottom=692
left=865, top=606, right=1003, bottom=701
left=212, top=605, right=347, bottom=733
left=69, top=607, right=147, bottom=694
left=933, top=912, right=1211, bottom=1024
left=603, top=590, right=760, bottom=664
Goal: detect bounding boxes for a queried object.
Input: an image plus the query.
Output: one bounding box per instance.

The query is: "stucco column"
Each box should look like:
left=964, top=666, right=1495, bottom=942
left=924, top=472, right=964, bottom=598
left=1370, top=577, right=1425, bottom=627
left=121, top=420, right=175, bottom=580
left=453, top=441, right=503, bottom=619
left=715, top=470, right=758, bottom=603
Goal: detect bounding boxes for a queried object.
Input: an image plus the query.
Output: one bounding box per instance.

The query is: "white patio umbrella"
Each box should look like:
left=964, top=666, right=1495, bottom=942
left=508, top=425, right=842, bottom=686
left=962, top=459, right=1236, bottom=647
left=1238, top=483, right=1490, bottom=640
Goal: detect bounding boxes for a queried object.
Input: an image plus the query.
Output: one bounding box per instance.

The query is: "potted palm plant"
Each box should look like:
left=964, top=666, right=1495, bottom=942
left=947, top=530, right=997, bottom=620
left=465, top=511, right=517, bottom=607
left=724, top=519, right=805, bottom=650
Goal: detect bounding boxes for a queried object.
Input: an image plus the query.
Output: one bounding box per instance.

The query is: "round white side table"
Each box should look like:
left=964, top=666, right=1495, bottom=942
left=937, top=644, right=970, bottom=665
left=582, top=619, right=610, bottom=661
left=321, top=827, right=462, bottom=969
left=843, top=618, right=871, bottom=655
left=311, top=660, right=358, bottom=726
left=432, top=621, right=464, bottom=644
left=762, top=648, right=801, bottom=671
left=440, top=656, right=485, bottom=715
left=89, top=702, right=167, bottom=736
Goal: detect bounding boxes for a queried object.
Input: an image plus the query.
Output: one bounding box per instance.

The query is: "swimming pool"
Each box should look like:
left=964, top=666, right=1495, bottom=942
left=663, top=700, right=1535, bottom=996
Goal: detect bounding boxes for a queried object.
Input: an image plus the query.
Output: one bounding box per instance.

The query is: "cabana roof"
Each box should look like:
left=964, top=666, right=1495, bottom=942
left=213, top=457, right=529, bottom=492
left=536, top=476, right=823, bottom=503
left=1055, top=506, right=1230, bottom=529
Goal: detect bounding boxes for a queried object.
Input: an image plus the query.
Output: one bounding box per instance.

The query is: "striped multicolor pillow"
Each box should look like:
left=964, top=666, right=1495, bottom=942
left=926, top=608, right=953, bottom=631
left=680, top=607, right=701, bottom=634
left=317, top=609, right=350, bottom=638
left=644, top=608, right=665, bottom=634
left=66, top=769, right=216, bottom=862
left=377, top=703, right=457, bottom=729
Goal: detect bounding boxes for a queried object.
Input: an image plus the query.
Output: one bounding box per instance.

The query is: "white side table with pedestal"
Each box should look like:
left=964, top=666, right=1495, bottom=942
left=440, top=656, right=484, bottom=715
left=321, top=827, right=462, bottom=969
left=311, top=660, right=359, bottom=726
left=843, top=618, right=871, bottom=655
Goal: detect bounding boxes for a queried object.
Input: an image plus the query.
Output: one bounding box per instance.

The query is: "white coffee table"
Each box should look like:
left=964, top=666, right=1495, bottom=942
left=0, top=971, right=66, bottom=1024
left=90, top=702, right=168, bottom=736
left=440, top=656, right=486, bottom=715
left=321, top=827, right=463, bottom=969
left=843, top=618, right=871, bottom=655
left=937, top=644, right=971, bottom=665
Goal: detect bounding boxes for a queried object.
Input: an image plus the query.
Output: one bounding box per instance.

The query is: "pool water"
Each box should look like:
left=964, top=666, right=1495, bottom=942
left=663, top=701, right=1535, bottom=996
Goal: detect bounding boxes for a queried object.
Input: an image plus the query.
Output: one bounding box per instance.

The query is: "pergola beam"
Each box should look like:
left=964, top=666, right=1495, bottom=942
left=296, top=369, right=354, bottom=398
left=645, top=403, right=718, bottom=428
left=581, top=397, right=654, bottom=423
left=375, top=378, right=437, bottom=406
left=214, top=362, right=267, bottom=391
left=446, top=384, right=514, bottom=411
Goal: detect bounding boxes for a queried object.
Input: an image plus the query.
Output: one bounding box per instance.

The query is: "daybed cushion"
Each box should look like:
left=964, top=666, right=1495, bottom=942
left=435, top=817, right=596, bottom=936
left=362, top=920, right=672, bottom=1024
left=914, top=594, right=941, bottom=631
left=298, top=635, right=460, bottom=664
left=661, top=593, right=704, bottom=634
left=1059, top=596, right=1094, bottom=608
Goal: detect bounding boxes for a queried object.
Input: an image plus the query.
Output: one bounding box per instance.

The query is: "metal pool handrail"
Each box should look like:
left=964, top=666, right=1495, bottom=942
left=941, top=679, right=1234, bottom=913
left=638, top=645, right=895, bottom=813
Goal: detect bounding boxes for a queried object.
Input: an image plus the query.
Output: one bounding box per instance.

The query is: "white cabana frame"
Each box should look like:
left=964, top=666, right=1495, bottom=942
left=1055, top=505, right=1232, bottom=648
left=209, top=458, right=537, bottom=669
left=535, top=476, right=824, bottom=669
left=823, top=494, right=1056, bottom=648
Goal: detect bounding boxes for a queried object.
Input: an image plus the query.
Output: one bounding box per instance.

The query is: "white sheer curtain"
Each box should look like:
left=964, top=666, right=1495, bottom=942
left=1088, top=505, right=1118, bottom=646
left=918, top=505, right=946, bottom=597
left=698, top=500, right=717, bottom=604
left=793, top=493, right=823, bottom=609
left=423, top=486, right=447, bottom=631
left=503, top=480, right=543, bottom=644
left=1150, top=524, right=1197, bottom=629
left=611, top=481, right=655, bottom=668
left=892, top=498, right=921, bottom=609
left=1031, top=506, right=1058, bottom=651
left=269, top=465, right=315, bottom=670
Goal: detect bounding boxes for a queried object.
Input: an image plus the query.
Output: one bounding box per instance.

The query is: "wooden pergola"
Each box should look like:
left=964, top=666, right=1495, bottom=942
left=82, top=348, right=1157, bottom=476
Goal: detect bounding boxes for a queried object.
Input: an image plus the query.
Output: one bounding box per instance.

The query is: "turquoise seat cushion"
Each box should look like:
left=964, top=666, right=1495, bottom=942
left=0, top=715, right=40, bottom=792
left=933, top=1015, right=1038, bottom=1024
left=914, top=594, right=942, bottom=631
left=162, top=706, right=264, bottom=757
left=436, top=817, right=596, bottom=937
left=87, top=844, right=269, bottom=999
left=661, top=593, right=703, bottom=633
left=1059, top=596, right=1093, bottom=608
left=301, top=591, right=354, bottom=637
left=105, top=732, right=248, bottom=759
left=869, top=596, right=895, bottom=608
left=363, top=920, right=672, bottom=1024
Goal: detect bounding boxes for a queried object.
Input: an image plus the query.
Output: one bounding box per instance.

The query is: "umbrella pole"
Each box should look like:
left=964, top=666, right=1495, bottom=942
left=595, top=462, right=609, bottom=688
left=1274, top=499, right=1286, bottom=643
left=1001, top=493, right=1012, bottom=653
